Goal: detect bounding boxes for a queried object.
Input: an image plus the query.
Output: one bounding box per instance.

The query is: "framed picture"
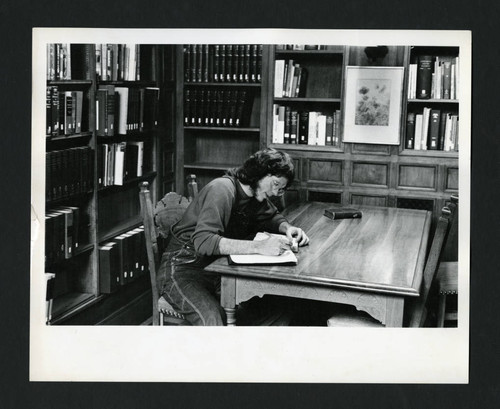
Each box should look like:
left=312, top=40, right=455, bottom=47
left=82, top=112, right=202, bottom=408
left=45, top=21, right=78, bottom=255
left=343, top=66, right=404, bottom=145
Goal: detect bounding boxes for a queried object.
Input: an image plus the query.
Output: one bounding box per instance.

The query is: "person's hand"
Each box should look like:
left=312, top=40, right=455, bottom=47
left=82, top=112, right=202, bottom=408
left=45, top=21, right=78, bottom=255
left=255, top=233, right=291, bottom=256
left=284, top=225, right=310, bottom=247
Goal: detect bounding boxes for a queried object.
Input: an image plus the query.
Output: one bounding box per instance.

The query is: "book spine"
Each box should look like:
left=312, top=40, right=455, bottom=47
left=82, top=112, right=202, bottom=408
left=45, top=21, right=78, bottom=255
left=213, top=45, right=220, bottom=82
left=219, top=45, right=226, bottom=82
left=405, top=112, right=416, bottom=149
left=225, top=44, right=233, bottom=82
left=250, top=45, right=258, bottom=83
left=416, top=55, right=433, bottom=99
left=298, top=111, right=309, bottom=144
left=427, top=109, right=441, bottom=150
left=442, top=60, right=452, bottom=99
left=283, top=106, right=291, bottom=144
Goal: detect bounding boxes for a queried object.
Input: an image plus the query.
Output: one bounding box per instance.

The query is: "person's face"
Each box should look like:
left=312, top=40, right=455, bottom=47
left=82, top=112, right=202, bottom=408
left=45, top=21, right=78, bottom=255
left=254, top=175, right=288, bottom=202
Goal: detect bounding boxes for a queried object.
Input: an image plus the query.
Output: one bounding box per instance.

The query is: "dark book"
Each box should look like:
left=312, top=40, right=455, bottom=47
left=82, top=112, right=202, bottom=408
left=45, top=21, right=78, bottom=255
left=427, top=109, right=441, bottom=150
left=210, top=89, right=218, bottom=126
left=198, top=90, right=206, bottom=126
left=70, top=44, right=93, bottom=80
left=219, top=45, right=226, bottom=82
left=204, top=90, right=211, bottom=126
left=99, top=243, right=120, bottom=293
left=74, top=91, right=83, bottom=133
left=405, top=112, right=416, bottom=149
left=442, top=60, right=452, bottom=100
left=225, top=44, right=233, bottom=82
left=196, top=44, right=203, bottom=82
left=325, top=114, right=334, bottom=146
left=290, top=110, right=298, bottom=144
left=202, top=44, right=209, bottom=83
left=183, top=44, right=191, bottom=83
left=184, top=89, right=191, bottom=126
left=227, top=90, right=238, bottom=127
left=416, top=55, right=433, bottom=99
left=207, top=45, right=214, bottom=83
left=50, top=86, right=59, bottom=137
left=257, top=45, right=263, bottom=83
left=46, top=87, right=52, bottom=136
left=244, top=45, right=251, bottom=82
left=324, top=207, right=363, bottom=220
left=113, top=235, right=128, bottom=285
left=232, top=45, right=239, bottom=82
left=125, top=143, right=139, bottom=180
left=250, top=45, right=258, bottom=82
left=438, top=111, right=448, bottom=150
left=284, top=106, right=291, bottom=144
left=298, top=111, right=309, bottom=144
left=238, top=45, right=245, bottom=82
left=213, top=45, right=220, bottom=82
left=234, top=90, right=246, bottom=127
left=64, top=91, right=74, bottom=135
left=297, top=67, right=308, bottom=97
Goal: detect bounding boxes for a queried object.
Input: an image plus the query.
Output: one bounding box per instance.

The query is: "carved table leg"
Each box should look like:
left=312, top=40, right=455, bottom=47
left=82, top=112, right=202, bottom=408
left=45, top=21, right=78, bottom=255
left=385, top=297, right=405, bottom=327
left=221, top=276, right=237, bottom=326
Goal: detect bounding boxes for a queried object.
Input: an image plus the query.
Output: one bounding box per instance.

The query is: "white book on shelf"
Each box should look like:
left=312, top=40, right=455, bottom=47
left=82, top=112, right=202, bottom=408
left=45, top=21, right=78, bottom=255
left=316, top=114, right=327, bottom=146
left=421, top=107, right=431, bottom=150
left=115, top=87, right=129, bottom=135
left=307, top=111, right=318, bottom=145
left=443, top=113, right=453, bottom=151
left=114, top=142, right=126, bottom=186
left=277, top=106, right=285, bottom=144
left=272, top=104, right=279, bottom=143
left=414, top=114, right=423, bottom=151
left=274, top=60, right=285, bottom=97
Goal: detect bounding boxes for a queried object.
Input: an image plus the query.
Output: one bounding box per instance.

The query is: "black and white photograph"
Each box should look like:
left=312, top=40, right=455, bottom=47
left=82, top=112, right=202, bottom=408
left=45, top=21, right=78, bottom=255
left=29, top=28, right=471, bottom=384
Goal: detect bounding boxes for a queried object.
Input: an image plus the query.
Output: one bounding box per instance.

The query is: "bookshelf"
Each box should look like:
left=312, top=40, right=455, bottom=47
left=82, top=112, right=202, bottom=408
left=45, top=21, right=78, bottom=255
left=263, top=45, right=459, bottom=219
left=175, top=44, right=268, bottom=192
left=45, top=44, right=172, bottom=324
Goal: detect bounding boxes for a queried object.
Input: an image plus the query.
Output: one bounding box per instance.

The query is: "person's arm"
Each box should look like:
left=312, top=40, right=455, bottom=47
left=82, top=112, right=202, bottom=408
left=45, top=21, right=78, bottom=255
left=218, top=234, right=290, bottom=256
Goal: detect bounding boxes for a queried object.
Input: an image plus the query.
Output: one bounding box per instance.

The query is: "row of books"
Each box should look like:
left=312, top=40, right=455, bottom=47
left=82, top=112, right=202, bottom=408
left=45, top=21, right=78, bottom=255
left=46, top=87, right=84, bottom=137
left=46, top=44, right=73, bottom=80
left=98, top=141, right=145, bottom=187
left=274, top=60, right=308, bottom=98
left=46, top=147, right=94, bottom=202
left=96, top=85, right=160, bottom=136
left=95, top=44, right=156, bottom=82
left=272, top=106, right=342, bottom=147
left=184, top=89, right=254, bottom=128
left=45, top=206, right=81, bottom=265
left=47, top=44, right=158, bottom=82
left=99, top=227, right=147, bottom=293
left=183, top=44, right=263, bottom=83
left=405, top=109, right=459, bottom=151
left=275, top=45, right=332, bottom=50
left=409, top=55, right=459, bottom=100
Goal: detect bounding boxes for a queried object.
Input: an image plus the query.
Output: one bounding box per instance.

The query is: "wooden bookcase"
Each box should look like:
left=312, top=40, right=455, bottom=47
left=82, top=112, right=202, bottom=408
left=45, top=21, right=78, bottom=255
left=174, top=44, right=269, bottom=194
left=263, top=44, right=459, bottom=220
left=45, top=44, right=174, bottom=325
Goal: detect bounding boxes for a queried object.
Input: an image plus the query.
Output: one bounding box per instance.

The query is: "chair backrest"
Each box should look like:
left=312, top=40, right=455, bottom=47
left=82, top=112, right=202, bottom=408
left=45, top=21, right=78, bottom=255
left=407, top=205, right=453, bottom=327
left=442, top=194, right=458, bottom=262
left=139, top=180, right=195, bottom=325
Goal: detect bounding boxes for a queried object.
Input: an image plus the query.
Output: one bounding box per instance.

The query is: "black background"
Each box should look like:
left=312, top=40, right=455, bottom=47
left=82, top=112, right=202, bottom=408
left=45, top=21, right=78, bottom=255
left=1, top=0, right=499, bottom=407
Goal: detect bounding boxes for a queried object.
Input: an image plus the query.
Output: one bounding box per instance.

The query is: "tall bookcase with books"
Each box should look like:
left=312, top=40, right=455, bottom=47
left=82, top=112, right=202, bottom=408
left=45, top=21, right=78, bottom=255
left=175, top=44, right=268, bottom=193
left=264, top=45, right=459, bottom=218
left=45, top=44, right=168, bottom=325
left=265, top=44, right=346, bottom=205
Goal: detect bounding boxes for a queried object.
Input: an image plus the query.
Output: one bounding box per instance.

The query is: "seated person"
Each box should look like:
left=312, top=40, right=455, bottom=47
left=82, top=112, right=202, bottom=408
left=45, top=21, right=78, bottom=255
left=159, top=148, right=309, bottom=325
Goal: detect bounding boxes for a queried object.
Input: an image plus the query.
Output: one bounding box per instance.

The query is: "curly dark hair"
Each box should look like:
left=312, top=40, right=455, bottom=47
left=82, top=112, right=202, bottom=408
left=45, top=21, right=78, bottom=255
left=226, top=148, right=295, bottom=190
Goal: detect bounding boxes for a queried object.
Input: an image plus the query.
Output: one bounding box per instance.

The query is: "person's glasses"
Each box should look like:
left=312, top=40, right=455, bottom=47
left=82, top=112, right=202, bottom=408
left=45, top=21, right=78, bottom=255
left=272, top=178, right=287, bottom=195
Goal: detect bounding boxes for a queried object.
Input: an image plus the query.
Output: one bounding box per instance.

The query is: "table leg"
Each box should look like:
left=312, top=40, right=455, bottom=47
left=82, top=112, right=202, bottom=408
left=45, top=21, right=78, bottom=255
left=385, top=297, right=405, bottom=327
left=221, top=276, right=237, bottom=326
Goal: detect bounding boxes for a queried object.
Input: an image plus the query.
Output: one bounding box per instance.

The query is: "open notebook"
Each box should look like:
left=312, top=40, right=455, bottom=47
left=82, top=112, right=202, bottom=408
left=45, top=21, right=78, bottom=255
left=228, top=232, right=298, bottom=265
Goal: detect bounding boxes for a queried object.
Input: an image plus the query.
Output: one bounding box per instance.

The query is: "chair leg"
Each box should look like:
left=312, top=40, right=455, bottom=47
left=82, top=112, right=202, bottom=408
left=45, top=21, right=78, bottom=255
left=160, top=311, right=164, bottom=326
left=437, top=294, right=446, bottom=327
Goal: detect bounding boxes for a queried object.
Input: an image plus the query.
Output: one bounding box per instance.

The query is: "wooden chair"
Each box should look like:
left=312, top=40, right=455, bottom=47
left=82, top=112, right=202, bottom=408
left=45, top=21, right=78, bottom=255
left=138, top=178, right=198, bottom=326
left=327, top=205, right=453, bottom=327
left=436, top=194, right=459, bottom=327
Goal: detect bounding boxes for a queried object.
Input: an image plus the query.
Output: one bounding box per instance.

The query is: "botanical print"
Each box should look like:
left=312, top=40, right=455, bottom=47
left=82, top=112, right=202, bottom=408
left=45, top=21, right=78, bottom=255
left=355, top=79, right=391, bottom=126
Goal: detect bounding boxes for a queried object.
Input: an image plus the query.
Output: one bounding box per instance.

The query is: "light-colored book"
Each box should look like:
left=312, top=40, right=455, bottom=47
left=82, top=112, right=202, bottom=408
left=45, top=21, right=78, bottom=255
left=228, top=232, right=297, bottom=265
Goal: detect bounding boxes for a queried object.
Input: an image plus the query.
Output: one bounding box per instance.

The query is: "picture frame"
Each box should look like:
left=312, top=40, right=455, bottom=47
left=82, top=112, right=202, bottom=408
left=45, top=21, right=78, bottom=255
left=343, top=66, right=405, bottom=145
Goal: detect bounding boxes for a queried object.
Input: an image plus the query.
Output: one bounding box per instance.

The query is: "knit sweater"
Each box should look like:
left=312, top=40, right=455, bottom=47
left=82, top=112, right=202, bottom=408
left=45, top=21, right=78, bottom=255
left=172, top=176, right=287, bottom=256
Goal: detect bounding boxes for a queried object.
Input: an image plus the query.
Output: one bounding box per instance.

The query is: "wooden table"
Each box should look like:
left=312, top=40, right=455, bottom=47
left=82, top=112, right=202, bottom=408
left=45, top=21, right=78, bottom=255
left=205, top=202, right=432, bottom=327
